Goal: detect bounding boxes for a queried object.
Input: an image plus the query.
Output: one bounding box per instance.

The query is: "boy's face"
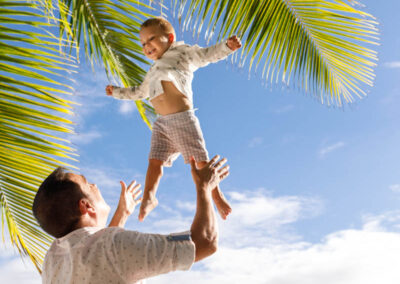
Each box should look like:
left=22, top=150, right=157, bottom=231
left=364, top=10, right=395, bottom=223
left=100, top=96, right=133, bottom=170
left=140, top=25, right=172, bottom=60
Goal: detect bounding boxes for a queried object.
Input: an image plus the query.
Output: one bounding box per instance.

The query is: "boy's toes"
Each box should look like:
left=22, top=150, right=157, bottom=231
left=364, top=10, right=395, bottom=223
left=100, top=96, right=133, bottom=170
left=222, top=207, right=232, bottom=220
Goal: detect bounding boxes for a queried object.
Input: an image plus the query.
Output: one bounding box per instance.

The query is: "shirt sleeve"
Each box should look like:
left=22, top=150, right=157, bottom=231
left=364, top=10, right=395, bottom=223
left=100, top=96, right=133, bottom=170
left=190, top=40, right=235, bottom=68
left=111, top=76, right=149, bottom=101
left=110, top=230, right=195, bottom=282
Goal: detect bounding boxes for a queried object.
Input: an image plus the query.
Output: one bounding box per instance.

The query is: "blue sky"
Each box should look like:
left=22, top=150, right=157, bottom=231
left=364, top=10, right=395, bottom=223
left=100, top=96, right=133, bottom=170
left=2, top=0, right=400, bottom=283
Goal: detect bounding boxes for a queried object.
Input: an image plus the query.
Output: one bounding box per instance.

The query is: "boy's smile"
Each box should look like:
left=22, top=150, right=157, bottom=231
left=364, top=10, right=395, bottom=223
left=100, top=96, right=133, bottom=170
left=140, top=25, right=173, bottom=60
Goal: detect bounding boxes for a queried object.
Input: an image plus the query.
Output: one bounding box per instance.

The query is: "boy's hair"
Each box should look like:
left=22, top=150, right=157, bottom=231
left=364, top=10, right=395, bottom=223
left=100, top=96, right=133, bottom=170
left=141, top=17, right=176, bottom=39
left=32, top=168, right=87, bottom=238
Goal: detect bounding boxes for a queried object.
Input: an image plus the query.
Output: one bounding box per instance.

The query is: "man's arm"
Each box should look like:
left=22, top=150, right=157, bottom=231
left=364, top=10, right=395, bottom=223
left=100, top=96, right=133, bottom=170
left=108, top=180, right=142, bottom=228
left=107, top=156, right=229, bottom=282
left=189, top=155, right=230, bottom=261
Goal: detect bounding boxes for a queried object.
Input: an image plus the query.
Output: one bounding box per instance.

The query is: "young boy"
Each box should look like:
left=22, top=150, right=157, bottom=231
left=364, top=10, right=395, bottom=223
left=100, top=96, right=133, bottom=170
left=106, top=17, right=241, bottom=221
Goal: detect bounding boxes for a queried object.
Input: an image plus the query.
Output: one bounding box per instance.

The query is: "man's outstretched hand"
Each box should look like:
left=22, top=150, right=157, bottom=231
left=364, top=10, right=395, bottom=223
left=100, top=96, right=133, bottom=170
left=109, top=180, right=142, bottom=228
left=118, top=181, right=142, bottom=215
left=190, top=155, right=230, bottom=191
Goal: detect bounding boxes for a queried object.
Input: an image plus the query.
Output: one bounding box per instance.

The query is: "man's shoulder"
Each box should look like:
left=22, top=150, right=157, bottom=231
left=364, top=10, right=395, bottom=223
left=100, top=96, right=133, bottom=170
left=45, top=227, right=119, bottom=255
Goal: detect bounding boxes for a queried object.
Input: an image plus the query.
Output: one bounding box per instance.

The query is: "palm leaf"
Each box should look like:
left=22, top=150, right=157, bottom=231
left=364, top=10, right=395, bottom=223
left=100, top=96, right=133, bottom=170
left=173, top=0, right=379, bottom=106
left=0, top=0, right=77, bottom=271
left=57, top=0, right=160, bottom=127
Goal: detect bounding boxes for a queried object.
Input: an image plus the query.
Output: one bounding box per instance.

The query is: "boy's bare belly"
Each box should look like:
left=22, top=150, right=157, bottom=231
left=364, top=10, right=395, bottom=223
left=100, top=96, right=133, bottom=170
left=150, top=81, right=192, bottom=115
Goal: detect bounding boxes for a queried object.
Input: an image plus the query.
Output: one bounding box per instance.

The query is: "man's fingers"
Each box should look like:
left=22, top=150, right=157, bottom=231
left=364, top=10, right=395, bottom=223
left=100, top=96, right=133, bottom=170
left=132, top=189, right=142, bottom=199
left=218, top=165, right=229, bottom=175
left=127, top=180, right=137, bottom=192
left=120, top=181, right=127, bottom=192
left=219, top=170, right=230, bottom=181
left=213, top=158, right=227, bottom=170
left=131, top=185, right=141, bottom=197
left=207, top=155, right=220, bottom=168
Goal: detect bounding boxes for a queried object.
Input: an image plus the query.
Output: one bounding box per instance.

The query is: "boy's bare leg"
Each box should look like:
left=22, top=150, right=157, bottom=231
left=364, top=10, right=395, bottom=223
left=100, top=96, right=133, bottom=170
left=138, top=159, right=163, bottom=221
left=196, top=161, right=232, bottom=220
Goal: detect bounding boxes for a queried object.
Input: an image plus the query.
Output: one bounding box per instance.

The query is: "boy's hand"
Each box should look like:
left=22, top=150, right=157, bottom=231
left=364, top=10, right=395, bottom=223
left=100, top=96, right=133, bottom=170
left=227, top=35, right=242, bottom=51
left=190, top=155, right=230, bottom=191
left=105, top=85, right=114, bottom=96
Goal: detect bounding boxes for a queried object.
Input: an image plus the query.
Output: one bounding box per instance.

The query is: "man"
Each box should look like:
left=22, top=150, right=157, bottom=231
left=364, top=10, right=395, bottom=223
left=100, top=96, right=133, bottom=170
left=32, top=155, right=229, bottom=283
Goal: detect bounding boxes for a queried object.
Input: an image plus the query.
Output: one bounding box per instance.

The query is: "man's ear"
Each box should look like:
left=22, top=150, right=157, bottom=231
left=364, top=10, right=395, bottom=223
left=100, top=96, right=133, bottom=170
left=78, top=199, right=96, bottom=216
left=168, top=33, right=174, bottom=43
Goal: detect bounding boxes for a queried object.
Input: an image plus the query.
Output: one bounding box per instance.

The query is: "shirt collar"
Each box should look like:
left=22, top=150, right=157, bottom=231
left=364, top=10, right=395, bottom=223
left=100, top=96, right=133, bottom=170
left=170, top=41, right=185, bottom=48
left=155, top=41, right=185, bottom=61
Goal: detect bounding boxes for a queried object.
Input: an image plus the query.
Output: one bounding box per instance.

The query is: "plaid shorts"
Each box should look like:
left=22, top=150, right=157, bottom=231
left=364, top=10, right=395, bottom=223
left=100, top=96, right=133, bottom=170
left=149, top=109, right=209, bottom=167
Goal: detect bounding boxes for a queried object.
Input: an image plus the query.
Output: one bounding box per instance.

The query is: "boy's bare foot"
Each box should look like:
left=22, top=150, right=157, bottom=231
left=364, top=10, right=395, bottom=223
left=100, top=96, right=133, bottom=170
left=138, top=196, right=158, bottom=221
left=212, top=188, right=232, bottom=220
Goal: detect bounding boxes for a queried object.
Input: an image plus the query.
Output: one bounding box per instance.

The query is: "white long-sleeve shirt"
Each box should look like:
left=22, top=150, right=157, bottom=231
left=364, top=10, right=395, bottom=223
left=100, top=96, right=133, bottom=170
left=111, top=40, right=234, bottom=104
left=42, top=227, right=195, bottom=284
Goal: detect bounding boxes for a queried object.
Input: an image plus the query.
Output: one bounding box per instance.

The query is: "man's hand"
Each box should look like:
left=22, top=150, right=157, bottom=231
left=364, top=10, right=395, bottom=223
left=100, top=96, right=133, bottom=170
left=109, top=180, right=142, bottom=228
left=227, top=35, right=242, bottom=51
left=105, top=85, right=114, bottom=96
left=190, top=155, right=230, bottom=191
left=117, top=181, right=142, bottom=215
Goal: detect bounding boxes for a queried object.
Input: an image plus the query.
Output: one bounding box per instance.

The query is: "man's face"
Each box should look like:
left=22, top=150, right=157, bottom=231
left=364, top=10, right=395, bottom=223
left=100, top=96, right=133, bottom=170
left=68, top=173, right=110, bottom=227
left=140, top=25, right=171, bottom=60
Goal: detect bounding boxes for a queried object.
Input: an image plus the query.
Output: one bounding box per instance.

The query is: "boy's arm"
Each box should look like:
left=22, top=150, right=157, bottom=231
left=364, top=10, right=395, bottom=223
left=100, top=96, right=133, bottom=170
left=108, top=180, right=142, bottom=228
left=107, top=77, right=149, bottom=101
left=190, top=35, right=241, bottom=68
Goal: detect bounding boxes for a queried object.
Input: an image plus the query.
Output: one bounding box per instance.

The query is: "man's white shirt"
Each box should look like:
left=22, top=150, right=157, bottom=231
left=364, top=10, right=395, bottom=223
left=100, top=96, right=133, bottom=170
left=42, top=227, right=195, bottom=284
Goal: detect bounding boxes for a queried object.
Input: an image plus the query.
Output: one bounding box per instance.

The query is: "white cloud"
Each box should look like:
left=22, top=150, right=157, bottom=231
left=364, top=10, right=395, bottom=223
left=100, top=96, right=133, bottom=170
left=248, top=137, right=263, bottom=148
left=79, top=166, right=145, bottom=209
left=318, top=141, right=345, bottom=158
left=82, top=167, right=144, bottom=190
left=389, top=184, right=400, bottom=193
left=0, top=247, right=41, bottom=284
left=176, top=200, right=196, bottom=211
left=3, top=190, right=400, bottom=284
left=220, top=190, right=322, bottom=246
left=181, top=229, right=400, bottom=284
left=362, top=211, right=400, bottom=232
left=119, top=101, right=137, bottom=115
left=71, top=69, right=110, bottom=121
left=69, top=129, right=102, bottom=145
left=384, top=61, right=400, bottom=68
left=163, top=172, right=181, bottom=180
left=274, top=104, right=295, bottom=114
left=227, top=190, right=320, bottom=228
left=82, top=167, right=119, bottom=190
left=150, top=192, right=400, bottom=284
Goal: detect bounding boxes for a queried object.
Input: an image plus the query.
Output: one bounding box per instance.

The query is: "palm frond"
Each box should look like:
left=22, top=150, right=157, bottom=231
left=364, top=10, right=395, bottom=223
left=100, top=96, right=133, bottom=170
left=0, top=0, right=77, bottom=271
left=173, top=0, right=379, bottom=106
left=59, top=0, right=160, bottom=127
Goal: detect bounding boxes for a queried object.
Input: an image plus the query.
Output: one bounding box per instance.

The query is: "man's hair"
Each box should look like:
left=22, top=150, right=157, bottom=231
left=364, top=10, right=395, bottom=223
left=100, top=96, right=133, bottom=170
left=141, top=17, right=176, bottom=39
left=32, top=168, right=87, bottom=238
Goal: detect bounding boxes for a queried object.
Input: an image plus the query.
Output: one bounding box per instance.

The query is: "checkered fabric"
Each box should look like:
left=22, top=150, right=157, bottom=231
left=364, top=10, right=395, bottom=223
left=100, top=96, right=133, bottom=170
left=149, top=110, right=209, bottom=167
